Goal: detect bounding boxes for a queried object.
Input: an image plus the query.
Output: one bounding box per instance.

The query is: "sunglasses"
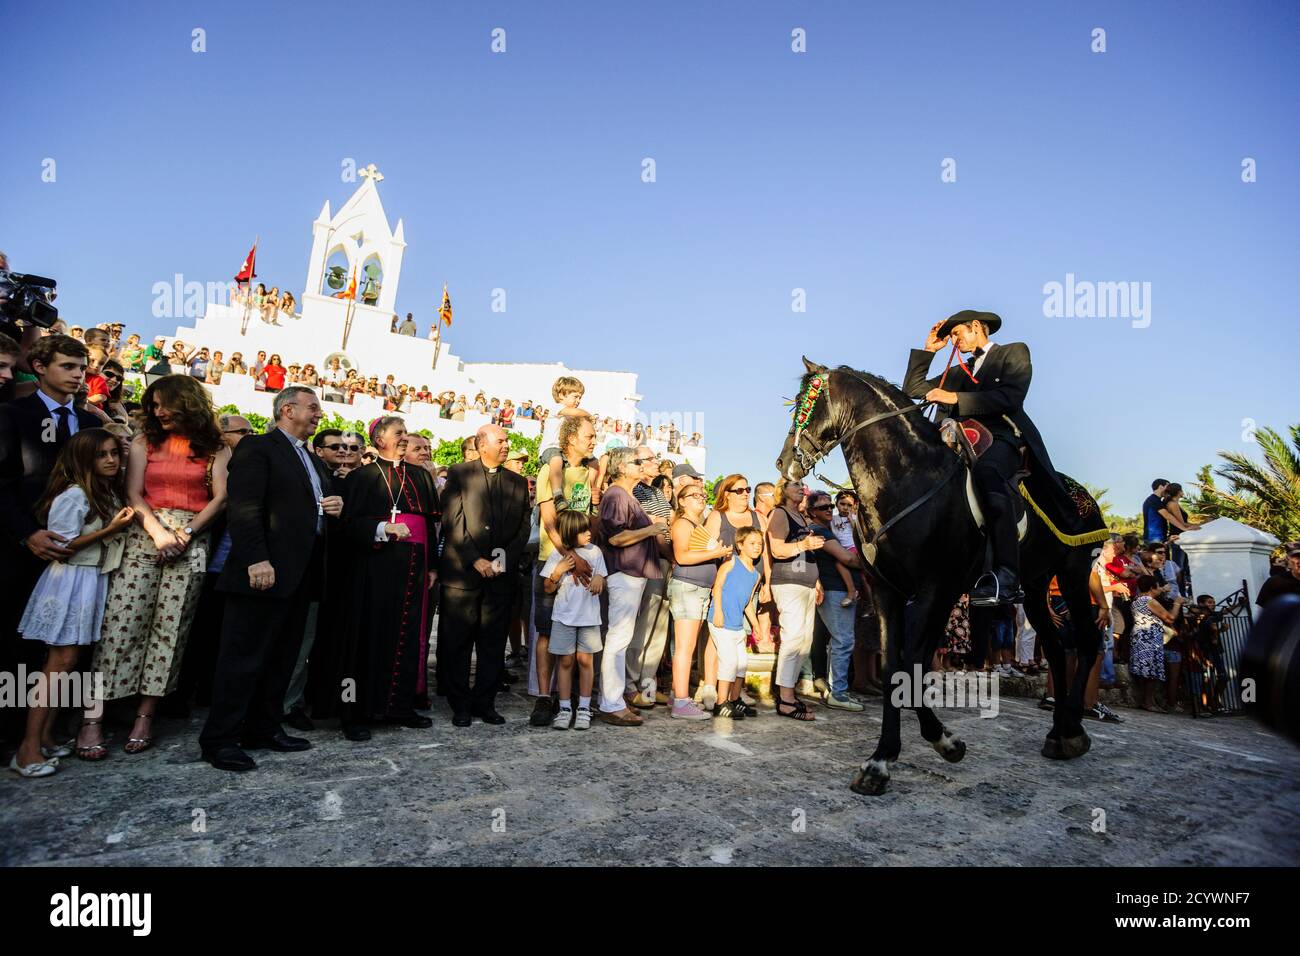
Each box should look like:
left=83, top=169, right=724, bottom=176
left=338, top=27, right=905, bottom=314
left=633, top=457, right=656, bottom=465
left=224, top=427, right=253, bottom=436
left=728, top=487, right=751, bottom=495
left=102, top=371, right=122, bottom=381
left=812, top=504, right=833, bottom=512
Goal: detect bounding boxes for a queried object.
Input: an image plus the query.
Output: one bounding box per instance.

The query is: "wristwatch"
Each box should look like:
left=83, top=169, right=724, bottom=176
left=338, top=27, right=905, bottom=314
left=182, top=526, right=194, bottom=537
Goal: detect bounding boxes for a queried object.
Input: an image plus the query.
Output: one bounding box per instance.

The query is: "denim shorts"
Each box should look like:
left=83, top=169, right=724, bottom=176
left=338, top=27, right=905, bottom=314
left=549, top=621, right=602, bottom=656
left=667, top=578, right=711, bottom=621
left=1164, top=648, right=1182, bottom=664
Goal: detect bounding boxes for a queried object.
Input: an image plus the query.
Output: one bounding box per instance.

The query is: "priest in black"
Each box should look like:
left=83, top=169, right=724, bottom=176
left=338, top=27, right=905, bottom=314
left=324, top=416, right=440, bottom=734
left=437, top=424, right=531, bottom=725
left=904, top=309, right=1073, bottom=607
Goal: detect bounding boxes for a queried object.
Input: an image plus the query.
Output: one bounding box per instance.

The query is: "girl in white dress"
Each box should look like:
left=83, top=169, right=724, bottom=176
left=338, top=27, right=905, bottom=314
left=11, top=429, right=134, bottom=777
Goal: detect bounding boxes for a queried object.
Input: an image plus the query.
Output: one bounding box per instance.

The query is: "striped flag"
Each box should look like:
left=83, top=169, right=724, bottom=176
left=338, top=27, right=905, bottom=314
left=439, top=283, right=452, bottom=327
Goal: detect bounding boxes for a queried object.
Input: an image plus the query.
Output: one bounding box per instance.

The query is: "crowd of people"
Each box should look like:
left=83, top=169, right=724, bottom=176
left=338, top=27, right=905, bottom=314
left=44, top=322, right=707, bottom=448
left=3, top=314, right=1297, bottom=781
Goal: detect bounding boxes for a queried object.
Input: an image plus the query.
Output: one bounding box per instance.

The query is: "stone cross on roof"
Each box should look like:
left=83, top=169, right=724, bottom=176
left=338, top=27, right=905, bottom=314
left=359, top=163, right=384, bottom=183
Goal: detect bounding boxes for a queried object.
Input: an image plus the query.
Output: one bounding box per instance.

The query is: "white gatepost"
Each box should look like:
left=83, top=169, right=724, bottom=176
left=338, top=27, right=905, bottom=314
left=1177, top=517, right=1279, bottom=604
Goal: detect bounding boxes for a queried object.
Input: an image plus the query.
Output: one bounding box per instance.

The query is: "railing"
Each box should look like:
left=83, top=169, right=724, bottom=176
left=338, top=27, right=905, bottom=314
left=1186, top=580, right=1253, bottom=714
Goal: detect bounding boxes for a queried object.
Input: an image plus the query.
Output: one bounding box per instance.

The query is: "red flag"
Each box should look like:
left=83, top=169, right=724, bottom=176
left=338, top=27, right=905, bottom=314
left=335, top=266, right=357, bottom=301
left=234, top=242, right=257, bottom=283
left=439, top=283, right=452, bottom=327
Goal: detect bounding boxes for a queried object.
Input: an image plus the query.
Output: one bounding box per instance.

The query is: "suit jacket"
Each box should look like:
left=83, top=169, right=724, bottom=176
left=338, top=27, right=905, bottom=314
left=904, top=343, right=1069, bottom=499
left=0, top=393, right=103, bottom=545
left=437, top=460, right=530, bottom=592
left=218, top=428, right=334, bottom=598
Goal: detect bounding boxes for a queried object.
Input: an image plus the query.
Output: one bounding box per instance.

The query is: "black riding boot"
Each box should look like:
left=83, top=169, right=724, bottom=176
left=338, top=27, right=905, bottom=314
left=970, top=490, right=1023, bottom=607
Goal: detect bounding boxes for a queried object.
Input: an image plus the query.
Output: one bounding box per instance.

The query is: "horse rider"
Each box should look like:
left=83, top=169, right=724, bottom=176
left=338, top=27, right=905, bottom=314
left=903, top=309, right=1071, bottom=607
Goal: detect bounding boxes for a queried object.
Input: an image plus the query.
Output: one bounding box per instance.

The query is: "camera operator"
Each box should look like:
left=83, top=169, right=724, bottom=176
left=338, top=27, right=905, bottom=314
left=0, top=251, right=59, bottom=398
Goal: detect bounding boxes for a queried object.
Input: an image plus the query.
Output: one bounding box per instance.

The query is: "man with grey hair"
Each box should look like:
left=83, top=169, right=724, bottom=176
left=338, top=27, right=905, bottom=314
left=437, top=424, right=531, bottom=725
left=200, top=385, right=343, bottom=771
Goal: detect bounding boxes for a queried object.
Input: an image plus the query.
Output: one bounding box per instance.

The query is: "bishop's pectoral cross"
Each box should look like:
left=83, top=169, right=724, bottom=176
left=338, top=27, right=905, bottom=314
left=390, top=506, right=401, bottom=523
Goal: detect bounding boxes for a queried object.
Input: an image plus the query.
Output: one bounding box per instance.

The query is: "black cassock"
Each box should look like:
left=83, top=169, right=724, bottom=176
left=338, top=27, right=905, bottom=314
left=317, top=459, right=440, bottom=723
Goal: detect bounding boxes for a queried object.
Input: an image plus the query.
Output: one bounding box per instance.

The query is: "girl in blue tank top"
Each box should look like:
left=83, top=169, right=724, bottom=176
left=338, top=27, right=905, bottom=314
left=708, top=526, right=764, bottom=719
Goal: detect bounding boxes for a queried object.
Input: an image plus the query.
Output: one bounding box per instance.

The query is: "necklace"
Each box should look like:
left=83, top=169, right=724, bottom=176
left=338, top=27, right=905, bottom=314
left=379, top=459, right=409, bottom=523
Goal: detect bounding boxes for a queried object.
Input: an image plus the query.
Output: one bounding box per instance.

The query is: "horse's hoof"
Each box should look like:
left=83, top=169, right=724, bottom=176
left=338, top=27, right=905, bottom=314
left=1041, top=735, right=1065, bottom=760
left=850, top=760, right=891, bottom=796
left=932, top=732, right=966, bottom=763
left=1060, top=731, right=1092, bottom=759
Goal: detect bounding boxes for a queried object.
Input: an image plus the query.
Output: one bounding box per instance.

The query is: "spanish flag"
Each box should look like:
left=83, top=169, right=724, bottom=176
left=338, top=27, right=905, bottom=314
left=334, top=266, right=357, bottom=300
left=439, top=283, right=452, bottom=327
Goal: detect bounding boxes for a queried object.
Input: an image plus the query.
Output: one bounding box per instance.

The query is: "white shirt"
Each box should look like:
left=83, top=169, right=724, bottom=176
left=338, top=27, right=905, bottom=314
left=541, top=544, right=607, bottom=627
left=37, top=389, right=80, bottom=435
left=970, top=340, right=997, bottom=378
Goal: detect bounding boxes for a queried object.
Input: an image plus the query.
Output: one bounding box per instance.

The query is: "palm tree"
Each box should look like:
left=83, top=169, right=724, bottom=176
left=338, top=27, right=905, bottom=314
left=1191, top=424, right=1300, bottom=544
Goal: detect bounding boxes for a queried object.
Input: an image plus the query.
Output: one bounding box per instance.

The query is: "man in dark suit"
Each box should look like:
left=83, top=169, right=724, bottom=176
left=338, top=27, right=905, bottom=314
left=437, top=424, right=531, bottom=725
left=0, top=335, right=100, bottom=748
left=199, top=386, right=343, bottom=771
left=904, top=309, right=1071, bottom=607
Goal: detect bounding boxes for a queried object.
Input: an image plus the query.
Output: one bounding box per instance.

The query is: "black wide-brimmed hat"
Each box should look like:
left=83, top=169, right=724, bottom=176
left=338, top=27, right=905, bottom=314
left=937, top=309, right=1002, bottom=338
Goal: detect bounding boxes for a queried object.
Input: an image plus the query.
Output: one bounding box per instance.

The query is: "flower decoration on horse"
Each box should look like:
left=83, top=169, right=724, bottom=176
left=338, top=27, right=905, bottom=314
left=792, top=373, right=827, bottom=433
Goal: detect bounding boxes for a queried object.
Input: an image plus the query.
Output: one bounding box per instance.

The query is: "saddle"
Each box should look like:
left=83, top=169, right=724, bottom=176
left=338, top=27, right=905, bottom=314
left=938, top=417, right=1028, bottom=542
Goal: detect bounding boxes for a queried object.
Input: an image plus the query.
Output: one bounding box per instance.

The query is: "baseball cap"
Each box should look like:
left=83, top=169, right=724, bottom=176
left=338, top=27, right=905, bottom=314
left=507, top=448, right=528, bottom=461
left=672, top=462, right=702, bottom=480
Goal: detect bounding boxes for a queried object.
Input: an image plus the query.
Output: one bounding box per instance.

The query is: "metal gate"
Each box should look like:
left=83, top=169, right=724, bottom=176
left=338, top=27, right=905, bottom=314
left=1188, top=580, right=1253, bottom=714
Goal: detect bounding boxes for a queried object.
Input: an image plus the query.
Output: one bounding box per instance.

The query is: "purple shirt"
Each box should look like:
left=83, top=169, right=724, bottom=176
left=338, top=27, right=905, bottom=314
left=599, top=485, right=663, bottom=579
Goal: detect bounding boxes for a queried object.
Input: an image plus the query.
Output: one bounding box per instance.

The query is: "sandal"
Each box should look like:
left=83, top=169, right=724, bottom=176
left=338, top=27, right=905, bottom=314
left=775, top=697, right=816, bottom=721
left=77, top=719, right=109, bottom=761
left=41, top=737, right=76, bottom=760
left=124, top=713, right=154, bottom=754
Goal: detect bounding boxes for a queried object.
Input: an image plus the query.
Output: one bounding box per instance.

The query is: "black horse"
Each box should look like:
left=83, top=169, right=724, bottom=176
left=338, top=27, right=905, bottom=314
left=775, top=358, right=1107, bottom=796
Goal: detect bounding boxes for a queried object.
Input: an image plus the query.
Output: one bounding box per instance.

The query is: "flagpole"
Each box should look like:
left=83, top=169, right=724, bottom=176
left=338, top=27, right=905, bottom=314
left=239, top=235, right=258, bottom=337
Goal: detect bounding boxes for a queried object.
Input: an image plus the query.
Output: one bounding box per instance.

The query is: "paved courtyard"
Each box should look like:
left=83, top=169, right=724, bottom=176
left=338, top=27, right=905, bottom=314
left=3, top=691, right=1298, bottom=867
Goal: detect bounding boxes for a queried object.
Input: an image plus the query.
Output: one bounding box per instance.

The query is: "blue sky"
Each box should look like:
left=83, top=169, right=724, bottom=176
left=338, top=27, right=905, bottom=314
left=4, top=1, right=1297, bottom=514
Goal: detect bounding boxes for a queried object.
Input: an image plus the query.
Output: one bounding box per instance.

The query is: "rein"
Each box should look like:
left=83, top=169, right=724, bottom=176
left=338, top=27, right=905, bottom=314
left=791, top=368, right=962, bottom=595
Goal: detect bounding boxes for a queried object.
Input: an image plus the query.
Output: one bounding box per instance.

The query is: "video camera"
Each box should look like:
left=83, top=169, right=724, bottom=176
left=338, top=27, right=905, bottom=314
left=0, top=270, right=59, bottom=329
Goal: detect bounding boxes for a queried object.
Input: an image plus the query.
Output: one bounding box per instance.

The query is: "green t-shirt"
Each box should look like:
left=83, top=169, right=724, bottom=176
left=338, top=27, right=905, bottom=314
left=536, top=464, right=593, bottom=563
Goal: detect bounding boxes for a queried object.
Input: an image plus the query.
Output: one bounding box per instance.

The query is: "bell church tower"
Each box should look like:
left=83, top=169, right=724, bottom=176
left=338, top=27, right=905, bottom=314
left=303, top=164, right=407, bottom=315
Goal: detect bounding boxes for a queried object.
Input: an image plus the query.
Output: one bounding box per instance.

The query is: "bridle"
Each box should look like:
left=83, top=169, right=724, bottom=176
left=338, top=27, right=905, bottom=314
left=787, top=367, right=963, bottom=595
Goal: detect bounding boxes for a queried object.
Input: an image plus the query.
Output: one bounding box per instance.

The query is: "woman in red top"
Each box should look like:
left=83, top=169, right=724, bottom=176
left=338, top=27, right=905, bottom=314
left=263, top=353, right=287, bottom=392
left=87, top=375, right=229, bottom=755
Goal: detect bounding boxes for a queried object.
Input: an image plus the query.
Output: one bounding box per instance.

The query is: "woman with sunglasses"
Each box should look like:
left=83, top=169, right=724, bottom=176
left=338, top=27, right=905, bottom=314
left=98, top=359, right=130, bottom=422
left=666, top=482, right=732, bottom=719
left=691, top=475, right=771, bottom=712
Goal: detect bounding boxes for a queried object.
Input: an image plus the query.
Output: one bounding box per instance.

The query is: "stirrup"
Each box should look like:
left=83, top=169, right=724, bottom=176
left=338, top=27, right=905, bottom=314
left=970, top=571, right=1020, bottom=607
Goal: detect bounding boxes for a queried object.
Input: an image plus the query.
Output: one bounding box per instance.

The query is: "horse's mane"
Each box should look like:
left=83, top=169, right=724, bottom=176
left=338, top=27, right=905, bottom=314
left=796, top=365, right=912, bottom=409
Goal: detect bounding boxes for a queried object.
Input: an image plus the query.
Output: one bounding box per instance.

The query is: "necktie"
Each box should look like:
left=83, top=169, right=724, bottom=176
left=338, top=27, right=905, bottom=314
left=53, top=406, right=72, bottom=445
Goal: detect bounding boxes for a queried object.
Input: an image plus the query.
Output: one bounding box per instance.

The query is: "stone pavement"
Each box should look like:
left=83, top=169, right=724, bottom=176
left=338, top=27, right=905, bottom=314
left=3, top=691, right=1298, bottom=867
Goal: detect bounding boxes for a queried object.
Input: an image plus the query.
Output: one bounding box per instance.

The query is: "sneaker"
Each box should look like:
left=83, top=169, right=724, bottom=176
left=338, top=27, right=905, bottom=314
left=713, top=700, right=745, bottom=720
left=573, top=707, right=592, bottom=730
left=697, top=685, right=718, bottom=712
left=1038, top=695, right=1055, bottom=711
left=735, top=698, right=759, bottom=717
left=552, top=707, right=573, bottom=730
left=825, top=693, right=864, bottom=712
left=530, top=696, right=556, bottom=727
left=1087, top=702, right=1124, bottom=723
left=1002, top=664, right=1026, bottom=679
left=840, top=594, right=855, bottom=608
left=670, top=700, right=711, bottom=720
